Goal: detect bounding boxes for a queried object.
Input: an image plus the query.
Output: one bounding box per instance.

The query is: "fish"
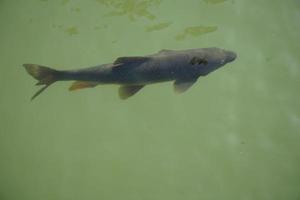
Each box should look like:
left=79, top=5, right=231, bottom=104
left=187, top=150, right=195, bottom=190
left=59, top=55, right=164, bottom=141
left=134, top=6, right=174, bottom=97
left=23, top=47, right=237, bottom=100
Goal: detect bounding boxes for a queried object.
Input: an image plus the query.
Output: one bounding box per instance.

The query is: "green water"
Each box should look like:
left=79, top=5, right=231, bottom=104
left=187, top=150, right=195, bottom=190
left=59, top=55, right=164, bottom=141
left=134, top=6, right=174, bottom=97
left=1, top=0, right=300, bottom=199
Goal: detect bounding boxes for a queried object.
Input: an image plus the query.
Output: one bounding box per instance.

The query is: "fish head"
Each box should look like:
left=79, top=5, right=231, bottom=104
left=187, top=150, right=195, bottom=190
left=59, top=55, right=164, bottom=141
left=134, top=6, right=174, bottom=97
left=191, top=48, right=237, bottom=75
left=202, top=47, right=237, bottom=66
left=223, top=49, right=237, bottom=64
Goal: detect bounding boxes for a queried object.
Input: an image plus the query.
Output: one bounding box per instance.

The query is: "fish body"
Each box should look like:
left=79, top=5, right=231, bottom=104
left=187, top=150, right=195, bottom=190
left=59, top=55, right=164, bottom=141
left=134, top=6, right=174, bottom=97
left=23, top=47, right=237, bottom=100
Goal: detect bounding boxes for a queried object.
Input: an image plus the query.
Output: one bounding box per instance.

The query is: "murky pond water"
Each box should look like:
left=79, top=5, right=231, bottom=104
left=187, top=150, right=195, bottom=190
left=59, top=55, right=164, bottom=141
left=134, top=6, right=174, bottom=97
left=0, top=0, right=300, bottom=199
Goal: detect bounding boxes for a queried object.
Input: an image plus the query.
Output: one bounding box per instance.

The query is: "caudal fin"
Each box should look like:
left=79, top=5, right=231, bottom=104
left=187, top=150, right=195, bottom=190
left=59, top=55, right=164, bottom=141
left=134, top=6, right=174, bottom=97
left=23, top=64, right=60, bottom=100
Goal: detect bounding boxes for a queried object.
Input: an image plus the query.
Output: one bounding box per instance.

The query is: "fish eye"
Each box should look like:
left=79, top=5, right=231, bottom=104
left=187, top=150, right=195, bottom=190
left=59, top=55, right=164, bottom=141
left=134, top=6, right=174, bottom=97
left=199, top=59, right=208, bottom=65
left=190, top=57, right=198, bottom=65
left=190, top=57, right=208, bottom=66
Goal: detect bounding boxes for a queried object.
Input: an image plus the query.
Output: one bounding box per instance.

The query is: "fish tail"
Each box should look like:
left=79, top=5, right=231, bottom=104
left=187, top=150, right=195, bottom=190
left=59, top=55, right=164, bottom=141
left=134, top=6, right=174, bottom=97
left=23, top=64, right=61, bottom=100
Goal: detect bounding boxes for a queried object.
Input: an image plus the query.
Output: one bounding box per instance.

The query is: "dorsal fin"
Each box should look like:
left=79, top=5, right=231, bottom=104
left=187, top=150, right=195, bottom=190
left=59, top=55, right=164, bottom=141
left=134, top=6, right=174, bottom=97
left=113, top=56, right=150, bottom=65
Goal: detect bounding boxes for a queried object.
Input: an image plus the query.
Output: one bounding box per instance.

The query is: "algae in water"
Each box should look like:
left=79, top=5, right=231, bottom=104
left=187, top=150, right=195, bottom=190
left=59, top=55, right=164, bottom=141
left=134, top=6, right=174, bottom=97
left=145, top=22, right=172, bottom=32
left=65, top=26, right=79, bottom=36
left=96, top=0, right=162, bottom=21
left=176, top=26, right=218, bottom=41
left=203, top=0, right=227, bottom=4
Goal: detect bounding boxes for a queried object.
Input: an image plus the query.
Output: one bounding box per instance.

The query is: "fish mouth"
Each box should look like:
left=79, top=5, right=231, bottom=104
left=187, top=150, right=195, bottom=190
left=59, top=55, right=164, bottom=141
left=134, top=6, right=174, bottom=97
left=226, top=50, right=237, bottom=62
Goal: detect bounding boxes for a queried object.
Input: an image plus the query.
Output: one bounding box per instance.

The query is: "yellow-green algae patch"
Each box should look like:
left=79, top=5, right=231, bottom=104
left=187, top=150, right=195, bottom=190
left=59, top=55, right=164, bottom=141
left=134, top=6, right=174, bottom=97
left=96, top=0, right=162, bottom=21
left=65, top=26, right=79, bottom=36
left=145, top=22, right=172, bottom=32
left=61, top=0, right=70, bottom=5
left=203, top=0, right=227, bottom=4
left=71, top=7, right=81, bottom=13
left=176, top=26, right=217, bottom=41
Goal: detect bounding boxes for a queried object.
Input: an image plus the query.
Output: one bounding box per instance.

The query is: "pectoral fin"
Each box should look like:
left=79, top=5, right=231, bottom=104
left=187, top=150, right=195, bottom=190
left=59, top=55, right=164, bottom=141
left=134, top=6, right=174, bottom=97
left=69, top=81, right=99, bottom=91
left=118, top=85, right=144, bottom=100
left=174, top=79, right=197, bottom=93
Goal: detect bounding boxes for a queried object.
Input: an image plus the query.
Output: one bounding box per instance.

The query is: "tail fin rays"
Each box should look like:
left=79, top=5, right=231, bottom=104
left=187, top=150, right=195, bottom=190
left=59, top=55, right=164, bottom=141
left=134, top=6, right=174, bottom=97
left=23, top=64, right=59, bottom=100
left=30, top=84, right=52, bottom=100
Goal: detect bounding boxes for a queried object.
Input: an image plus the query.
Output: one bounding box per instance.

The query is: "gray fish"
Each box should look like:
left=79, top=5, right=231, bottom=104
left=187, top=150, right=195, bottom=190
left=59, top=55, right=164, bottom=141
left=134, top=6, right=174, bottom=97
left=23, top=47, right=237, bottom=100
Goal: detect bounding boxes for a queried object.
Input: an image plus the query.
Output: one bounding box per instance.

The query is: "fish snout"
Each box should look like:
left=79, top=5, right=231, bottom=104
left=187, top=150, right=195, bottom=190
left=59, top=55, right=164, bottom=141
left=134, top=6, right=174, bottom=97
left=226, top=50, right=237, bottom=63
